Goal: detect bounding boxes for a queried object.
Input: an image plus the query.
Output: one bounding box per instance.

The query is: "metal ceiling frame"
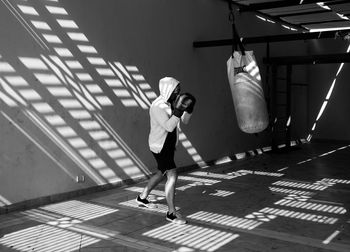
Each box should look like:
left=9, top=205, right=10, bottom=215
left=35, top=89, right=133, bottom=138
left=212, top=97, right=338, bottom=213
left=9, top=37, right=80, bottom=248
left=237, top=0, right=349, bottom=12
left=193, top=0, right=350, bottom=48
left=235, top=0, right=350, bottom=31
left=299, top=19, right=347, bottom=26
left=263, top=53, right=350, bottom=65
left=193, top=29, right=350, bottom=48
left=229, top=1, right=307, bottom=31
left=277, top=10, right=331, bottom=18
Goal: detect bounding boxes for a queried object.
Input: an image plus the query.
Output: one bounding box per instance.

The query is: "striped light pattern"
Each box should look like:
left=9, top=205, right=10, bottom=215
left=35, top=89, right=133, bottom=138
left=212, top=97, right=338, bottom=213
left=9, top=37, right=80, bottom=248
left=143, top=223, right=239, bottom=251
left=177, top=176, right=221, bottom=185
left=188, top=211, right=263, bottom=230
left=189, top=171, right=241, bottom=180
left=259, top=207, right=338, bottom=224
left=209, top=190, right=235, bottom=197
left=6, top=0, right=208, bottom=176
left=269, top=187, right=316, bottom=196
left=272, top=180, right=329, bottom=191
left=39, top=200, right=119, bottom=220
left=119, top=199, right=179, bottom=214
left=0, top=224, right=99, bottom=252
left=125, top=186, right=165, bottom=197
left=274, top=199, right=346, bottom=214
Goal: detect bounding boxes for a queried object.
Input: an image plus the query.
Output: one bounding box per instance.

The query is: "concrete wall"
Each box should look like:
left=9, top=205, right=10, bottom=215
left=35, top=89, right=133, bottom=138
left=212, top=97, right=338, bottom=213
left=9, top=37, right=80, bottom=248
left=307, top=39, right=350, bottom=142
left=0, top=0, right=310, bottom=206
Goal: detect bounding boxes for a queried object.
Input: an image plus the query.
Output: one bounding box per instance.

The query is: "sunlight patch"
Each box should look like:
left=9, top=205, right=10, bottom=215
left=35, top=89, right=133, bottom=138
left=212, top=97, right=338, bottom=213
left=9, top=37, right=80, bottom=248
left=0, top=224, right=99, bottom=252
left=40, top=200, right=118, bottom=221
left=143, top=223, right=238, bottom=251
left=188, top=211, right=263, bottom=230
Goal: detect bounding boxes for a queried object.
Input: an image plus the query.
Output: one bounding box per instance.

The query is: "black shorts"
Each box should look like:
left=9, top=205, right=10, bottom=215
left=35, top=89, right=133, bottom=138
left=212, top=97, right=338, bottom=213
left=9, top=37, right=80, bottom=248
left=152, top=129, right=177, bottom=174
left=152, top=146, right=176, bottom=174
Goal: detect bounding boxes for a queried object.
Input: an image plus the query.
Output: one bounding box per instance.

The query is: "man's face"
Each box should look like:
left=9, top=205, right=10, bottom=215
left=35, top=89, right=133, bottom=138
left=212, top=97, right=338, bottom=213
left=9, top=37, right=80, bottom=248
left=168, top=84, right=181, bottom=103
left=173, top=84, right=180, bottom=96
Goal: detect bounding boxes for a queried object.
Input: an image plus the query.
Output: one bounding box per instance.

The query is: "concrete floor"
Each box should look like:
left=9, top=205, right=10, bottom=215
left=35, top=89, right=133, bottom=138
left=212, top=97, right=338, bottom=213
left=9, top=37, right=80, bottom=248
left=0, top=141, right=350, bottom=252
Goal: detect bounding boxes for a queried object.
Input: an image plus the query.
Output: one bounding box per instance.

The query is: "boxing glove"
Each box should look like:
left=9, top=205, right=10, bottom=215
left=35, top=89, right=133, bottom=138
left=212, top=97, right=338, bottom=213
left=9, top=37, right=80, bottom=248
left=173, top=93, right=194, bottom=118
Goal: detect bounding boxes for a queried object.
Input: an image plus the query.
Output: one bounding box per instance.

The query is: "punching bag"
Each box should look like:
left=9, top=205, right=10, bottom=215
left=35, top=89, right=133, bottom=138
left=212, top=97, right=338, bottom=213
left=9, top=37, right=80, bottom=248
left=227, top=51, right=269, bottom=134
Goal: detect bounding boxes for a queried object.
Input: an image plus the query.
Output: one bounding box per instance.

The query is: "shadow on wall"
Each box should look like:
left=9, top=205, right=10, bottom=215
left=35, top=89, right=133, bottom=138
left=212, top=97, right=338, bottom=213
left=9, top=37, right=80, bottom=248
left=0, top=0, right=205, bottom=205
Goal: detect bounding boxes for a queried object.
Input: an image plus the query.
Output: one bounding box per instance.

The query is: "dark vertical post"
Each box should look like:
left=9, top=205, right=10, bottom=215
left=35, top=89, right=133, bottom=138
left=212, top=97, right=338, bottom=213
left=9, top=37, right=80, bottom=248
left=271, top=64, right=278, bottom=150
left=265, top=42, right=270, bottom=109
left=286, top=64, right=292, bottom=148
left=307, top=71, right=310, bottom=140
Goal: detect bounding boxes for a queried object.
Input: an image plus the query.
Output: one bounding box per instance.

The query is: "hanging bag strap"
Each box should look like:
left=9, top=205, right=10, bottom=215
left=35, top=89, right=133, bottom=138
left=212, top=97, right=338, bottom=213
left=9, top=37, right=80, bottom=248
left=228, top=0, right=245, bottom=57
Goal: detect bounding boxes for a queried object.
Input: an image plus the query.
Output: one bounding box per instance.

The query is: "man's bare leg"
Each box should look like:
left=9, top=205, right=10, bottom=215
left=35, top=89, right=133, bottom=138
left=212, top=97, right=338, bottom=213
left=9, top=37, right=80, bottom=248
left=165, top=168, right=187, bottom=224
left=140, top=170, right=164, bottom=199
left=165, top=168, right=177, bottom=214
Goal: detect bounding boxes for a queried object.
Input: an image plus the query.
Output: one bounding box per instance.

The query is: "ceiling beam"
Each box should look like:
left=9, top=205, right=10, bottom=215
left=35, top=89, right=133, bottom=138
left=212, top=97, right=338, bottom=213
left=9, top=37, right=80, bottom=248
left=278, top=10, right=331, bottom=18
left=326, top=0, right=350, bottom=6
left=263, top=53, right=350, bottom=65
left=238, top=0, right=312, bottom=12
left=237, top=0, right=345, bottom=12
left=230, top=2, right=307, bottom=32
left=193, top=29, right=350, bottom=48
left=299, top=19, right=347, bottom=26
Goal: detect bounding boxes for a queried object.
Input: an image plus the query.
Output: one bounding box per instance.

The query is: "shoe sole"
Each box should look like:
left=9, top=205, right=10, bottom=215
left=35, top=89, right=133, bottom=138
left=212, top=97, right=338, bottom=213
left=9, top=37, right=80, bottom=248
left=135, top=199, right=147, bottom=207
left=135, top=199, right=157, bottom=209
left=166, top=217, right=187, bottom=225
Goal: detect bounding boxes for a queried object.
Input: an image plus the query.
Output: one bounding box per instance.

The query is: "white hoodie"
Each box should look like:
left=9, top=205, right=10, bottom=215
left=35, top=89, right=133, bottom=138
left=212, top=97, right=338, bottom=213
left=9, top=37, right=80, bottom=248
left=148, top=77, right=191, bottom=153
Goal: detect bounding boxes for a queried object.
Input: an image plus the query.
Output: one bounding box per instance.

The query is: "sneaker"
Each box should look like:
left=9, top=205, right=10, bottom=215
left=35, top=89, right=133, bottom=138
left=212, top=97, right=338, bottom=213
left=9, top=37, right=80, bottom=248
left=166, top=211, right=187, bottom=225
left=135, top=195, right=157, bottom=209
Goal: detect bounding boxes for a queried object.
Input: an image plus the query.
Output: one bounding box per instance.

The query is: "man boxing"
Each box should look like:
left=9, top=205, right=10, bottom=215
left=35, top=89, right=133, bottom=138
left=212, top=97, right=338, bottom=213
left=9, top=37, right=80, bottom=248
left=136, top=77, right=196, bottom=225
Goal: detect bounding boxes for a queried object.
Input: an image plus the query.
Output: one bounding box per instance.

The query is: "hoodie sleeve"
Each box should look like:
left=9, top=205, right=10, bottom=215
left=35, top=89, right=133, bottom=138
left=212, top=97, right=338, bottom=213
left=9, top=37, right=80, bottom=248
left=151, top=105, right=180, bottom=132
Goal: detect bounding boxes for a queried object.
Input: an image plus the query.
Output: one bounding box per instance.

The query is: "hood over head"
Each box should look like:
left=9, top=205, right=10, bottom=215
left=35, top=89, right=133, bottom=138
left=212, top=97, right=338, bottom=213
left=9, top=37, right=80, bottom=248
left=159, top=77, right=180, bottom=102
